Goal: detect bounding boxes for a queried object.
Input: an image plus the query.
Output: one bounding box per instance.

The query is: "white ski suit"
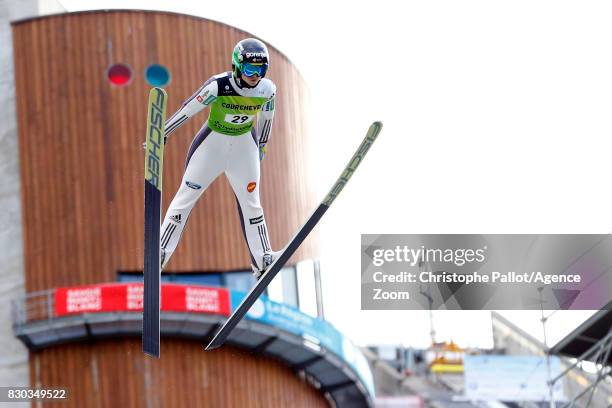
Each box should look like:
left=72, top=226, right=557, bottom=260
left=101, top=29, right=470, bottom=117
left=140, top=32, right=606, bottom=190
left=160, top=71, right=276, bottom=271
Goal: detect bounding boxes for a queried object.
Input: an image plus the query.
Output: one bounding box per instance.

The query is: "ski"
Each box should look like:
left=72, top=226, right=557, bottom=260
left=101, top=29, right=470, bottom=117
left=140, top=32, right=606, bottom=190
left=142, top=87, right=168, bottom=357
left=205, top=121, right=383, bottom=350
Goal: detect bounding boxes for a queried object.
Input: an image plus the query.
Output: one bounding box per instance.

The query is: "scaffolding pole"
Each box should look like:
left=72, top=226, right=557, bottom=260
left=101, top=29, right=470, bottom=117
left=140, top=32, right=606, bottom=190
left=550, top=327, right=612, bottom=408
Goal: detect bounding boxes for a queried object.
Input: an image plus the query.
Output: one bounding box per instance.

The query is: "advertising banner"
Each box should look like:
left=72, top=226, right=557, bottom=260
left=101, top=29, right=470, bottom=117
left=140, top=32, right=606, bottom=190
left=464, top=355, right=566, bottom=402
left=55, top=283, right=230, bottom=316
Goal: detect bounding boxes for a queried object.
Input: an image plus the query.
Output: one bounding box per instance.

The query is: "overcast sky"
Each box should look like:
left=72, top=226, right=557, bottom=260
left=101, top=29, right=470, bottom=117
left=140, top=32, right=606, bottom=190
left=57, top=0, right=610, bottom=348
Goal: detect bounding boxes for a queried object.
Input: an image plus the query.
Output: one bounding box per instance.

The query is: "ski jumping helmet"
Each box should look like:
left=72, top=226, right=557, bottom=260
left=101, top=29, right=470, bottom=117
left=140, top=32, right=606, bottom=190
left=232, top=38, right=269, bottom=86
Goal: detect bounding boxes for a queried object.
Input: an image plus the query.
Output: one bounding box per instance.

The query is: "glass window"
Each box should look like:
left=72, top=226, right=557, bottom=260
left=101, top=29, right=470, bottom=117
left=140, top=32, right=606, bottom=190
left=297, top=260, right=318, bottom=317
left=117, top=272, right=143, bottom=283
left=117, top=272, right=222, bottom=287
left=172, top=273, right=222, bottom=287
left=281, top=266, right=299, bottom=308
left=267, top=269, right=283, bottom=302
left=224, top=271, right=257, bottom=293
left=267, top=266, right=299, bottom=307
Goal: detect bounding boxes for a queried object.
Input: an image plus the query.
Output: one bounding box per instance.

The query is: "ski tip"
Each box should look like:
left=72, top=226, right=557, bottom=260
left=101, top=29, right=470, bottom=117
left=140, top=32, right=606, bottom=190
left=370, top=121, right=383, bottom=134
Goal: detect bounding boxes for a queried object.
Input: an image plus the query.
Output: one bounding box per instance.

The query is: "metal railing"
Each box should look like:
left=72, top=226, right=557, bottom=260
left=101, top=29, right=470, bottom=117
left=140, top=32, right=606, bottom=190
left=550, top=330, right=612, bottom=408
left=11, top=288, right=56, bottom=327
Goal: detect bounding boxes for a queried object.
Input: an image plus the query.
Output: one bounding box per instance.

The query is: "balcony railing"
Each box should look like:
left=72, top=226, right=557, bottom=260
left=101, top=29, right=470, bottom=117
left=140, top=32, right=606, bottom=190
left=11, top=288, right=55, bottom=326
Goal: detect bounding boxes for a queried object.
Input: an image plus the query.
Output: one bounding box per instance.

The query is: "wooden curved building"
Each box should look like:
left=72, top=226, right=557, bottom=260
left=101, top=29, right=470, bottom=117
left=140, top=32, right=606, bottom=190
left=9, top=10, right=352, bottom=408
left=12, top=9, right=316, bottom=292
left=32, top=340, right=328, bottom=407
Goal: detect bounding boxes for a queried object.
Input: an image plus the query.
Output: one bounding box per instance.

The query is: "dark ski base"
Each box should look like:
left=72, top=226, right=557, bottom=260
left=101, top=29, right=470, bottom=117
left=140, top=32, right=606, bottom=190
left=205, top=121, right=383, bottom=350
left=142, top=87, right=167, bottom=358
left=143, top=182, right=161, bottom=357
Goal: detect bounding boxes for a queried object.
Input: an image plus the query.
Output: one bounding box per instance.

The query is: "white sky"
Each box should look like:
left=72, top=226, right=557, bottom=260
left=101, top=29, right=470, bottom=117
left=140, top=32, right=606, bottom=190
left=58, top=0, right=610, bottom=349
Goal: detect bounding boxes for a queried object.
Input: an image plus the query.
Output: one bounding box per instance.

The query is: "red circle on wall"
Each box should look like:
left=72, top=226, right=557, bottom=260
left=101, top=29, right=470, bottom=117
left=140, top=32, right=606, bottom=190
left=107, top=63, right=132, bottom=86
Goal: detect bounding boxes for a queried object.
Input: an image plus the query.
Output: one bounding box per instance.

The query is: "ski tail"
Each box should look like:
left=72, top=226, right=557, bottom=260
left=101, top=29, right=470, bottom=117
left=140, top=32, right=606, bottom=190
left=143, top=87, right=168, bottom=358
left=205, top=121, right=382, bottom=350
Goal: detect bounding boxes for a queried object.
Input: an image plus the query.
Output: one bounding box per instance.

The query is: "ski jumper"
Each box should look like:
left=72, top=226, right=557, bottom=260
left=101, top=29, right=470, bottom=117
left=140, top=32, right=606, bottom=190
left=160, top=71, right=276, bottom=270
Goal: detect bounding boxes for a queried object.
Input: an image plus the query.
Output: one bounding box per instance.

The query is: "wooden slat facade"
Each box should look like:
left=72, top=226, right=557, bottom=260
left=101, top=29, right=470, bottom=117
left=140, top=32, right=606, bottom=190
left=31, top=340, right=328, bottom=408
left=12, top=10, right=317, bottom=292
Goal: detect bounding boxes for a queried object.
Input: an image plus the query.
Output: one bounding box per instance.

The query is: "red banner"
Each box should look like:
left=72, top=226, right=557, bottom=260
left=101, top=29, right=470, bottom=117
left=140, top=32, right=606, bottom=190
left=55, top=283, right=230, bottom=317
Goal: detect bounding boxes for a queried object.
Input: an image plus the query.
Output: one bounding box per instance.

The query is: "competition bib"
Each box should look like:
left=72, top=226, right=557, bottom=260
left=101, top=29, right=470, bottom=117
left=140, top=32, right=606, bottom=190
left=224, top=113, right=255, bottom=125
left=208, top=95, right=267, bottom=136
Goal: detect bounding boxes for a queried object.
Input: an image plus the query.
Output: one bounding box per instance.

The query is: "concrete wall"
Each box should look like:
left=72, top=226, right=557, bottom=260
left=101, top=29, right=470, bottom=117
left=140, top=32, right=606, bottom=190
left=0, top=0, right=64, bottom=395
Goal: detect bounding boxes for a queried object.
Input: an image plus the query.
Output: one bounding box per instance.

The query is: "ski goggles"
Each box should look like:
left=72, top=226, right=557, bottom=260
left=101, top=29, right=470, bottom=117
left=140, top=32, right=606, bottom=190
left=241, top=62, right=268, bottom=78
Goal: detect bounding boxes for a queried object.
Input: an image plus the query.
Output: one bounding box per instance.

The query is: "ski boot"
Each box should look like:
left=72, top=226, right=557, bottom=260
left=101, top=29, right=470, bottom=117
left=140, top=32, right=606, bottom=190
left=251, top=252, right=277, bottom=280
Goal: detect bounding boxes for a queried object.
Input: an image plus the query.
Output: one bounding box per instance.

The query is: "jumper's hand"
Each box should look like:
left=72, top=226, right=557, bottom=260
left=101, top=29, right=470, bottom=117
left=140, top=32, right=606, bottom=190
left=259, top=145, right=267, bottom=161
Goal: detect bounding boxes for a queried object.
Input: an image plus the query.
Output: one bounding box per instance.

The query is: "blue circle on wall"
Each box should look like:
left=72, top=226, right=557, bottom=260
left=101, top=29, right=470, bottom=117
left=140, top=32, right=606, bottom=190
left=145, top=64, right=170, bottom=87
